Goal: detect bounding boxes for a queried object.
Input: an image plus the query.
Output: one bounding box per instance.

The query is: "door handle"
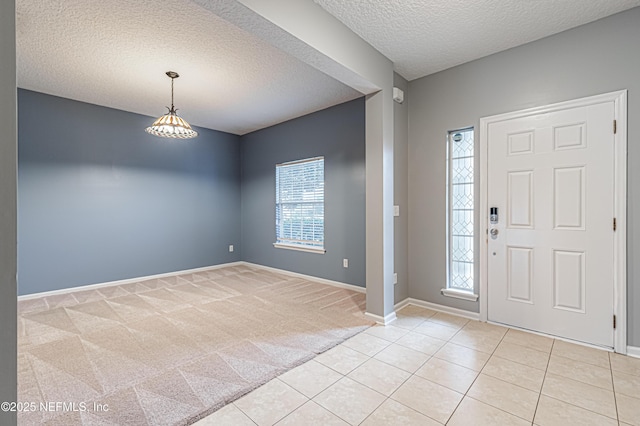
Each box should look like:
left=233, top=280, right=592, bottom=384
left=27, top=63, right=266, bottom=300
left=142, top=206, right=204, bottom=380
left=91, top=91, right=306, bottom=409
left=490, top=228, right=499, bottom=237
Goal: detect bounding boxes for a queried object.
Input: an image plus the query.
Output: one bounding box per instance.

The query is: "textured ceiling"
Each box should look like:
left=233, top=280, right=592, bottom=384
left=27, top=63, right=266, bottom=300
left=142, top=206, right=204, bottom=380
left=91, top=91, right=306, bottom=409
left=16, top=1, right=640, bottom=135
left=16, top=0, right=361, bottom=135
left=314, top=0, right=640, bottom=81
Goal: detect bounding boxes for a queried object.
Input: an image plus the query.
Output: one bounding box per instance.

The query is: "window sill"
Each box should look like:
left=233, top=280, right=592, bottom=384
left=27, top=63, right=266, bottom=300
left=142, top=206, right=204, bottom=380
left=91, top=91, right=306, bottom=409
left=273, top=243, right=326, bottom=254
left=441, top=288, right=479, bottom=302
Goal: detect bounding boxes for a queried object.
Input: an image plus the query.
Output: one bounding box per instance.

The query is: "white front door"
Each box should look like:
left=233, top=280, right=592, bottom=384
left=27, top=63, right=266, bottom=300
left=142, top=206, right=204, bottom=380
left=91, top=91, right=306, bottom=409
left=486, top=99, right=616, bottom=348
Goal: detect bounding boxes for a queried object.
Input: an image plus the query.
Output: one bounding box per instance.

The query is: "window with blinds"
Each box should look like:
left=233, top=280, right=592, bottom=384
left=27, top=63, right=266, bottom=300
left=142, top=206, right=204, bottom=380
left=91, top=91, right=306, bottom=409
left=275, top=157, right=325, bottom=253
left=447, top=128, right=474, bottom=292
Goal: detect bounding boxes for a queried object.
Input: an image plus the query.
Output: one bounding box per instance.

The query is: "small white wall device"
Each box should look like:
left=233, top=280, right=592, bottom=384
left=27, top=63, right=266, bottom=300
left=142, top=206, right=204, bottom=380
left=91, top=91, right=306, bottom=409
left=393, top=87, right=404, bottom=104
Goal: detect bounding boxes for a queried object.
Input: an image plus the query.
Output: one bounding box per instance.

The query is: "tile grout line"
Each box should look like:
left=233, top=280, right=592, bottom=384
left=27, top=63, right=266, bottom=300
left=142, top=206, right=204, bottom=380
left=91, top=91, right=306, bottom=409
left=441, top=347, right=476, bottom=423
left=531, top=337, right=555, bottom=424
left=481, top=332, right=622, bottom=423
left=538, top=394, right=621, bottom=424
left=272, top=379, right=311, bottom=426
left=290, top=333, right=384, bottom=426
left=374, top=318, right=496, bottom=423
left=608, top=351, right=621, bottom=423
left=443, top=324, right=513, bottom=424
left=230, top=401, right=259, bottom=425
left=354, top=311, right=460, bottom=424
left=383, top=348, right=442, bottom=424
left=315, top=345, right=387, bottom=426
left=544, top=354, right=618, bottom=390
left=539, top=340, right=622, bottom=422
left=348, top=333, right=423, bottom=425
left=354, top=393, right=388, bottom=425
left=396, top=312, right=623, bottom=424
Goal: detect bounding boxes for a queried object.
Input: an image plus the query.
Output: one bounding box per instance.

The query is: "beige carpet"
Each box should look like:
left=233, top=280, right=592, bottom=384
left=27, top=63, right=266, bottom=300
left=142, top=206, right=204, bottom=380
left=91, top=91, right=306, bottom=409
left=17, top=264, right=372, bottom=425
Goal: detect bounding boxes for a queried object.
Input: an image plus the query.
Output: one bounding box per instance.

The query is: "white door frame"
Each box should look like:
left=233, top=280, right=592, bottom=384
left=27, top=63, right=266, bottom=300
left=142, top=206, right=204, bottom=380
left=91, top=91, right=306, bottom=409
left=479, top=90, right=628, bottom=353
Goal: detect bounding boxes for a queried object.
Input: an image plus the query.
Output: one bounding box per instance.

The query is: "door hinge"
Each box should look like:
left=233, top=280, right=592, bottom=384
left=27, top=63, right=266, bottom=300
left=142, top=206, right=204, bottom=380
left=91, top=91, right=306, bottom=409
left=614, top=120, right=617, bottom=134
left=613, top=218, right=617, bottom=231
left=613, top=315, right=617, bottom=329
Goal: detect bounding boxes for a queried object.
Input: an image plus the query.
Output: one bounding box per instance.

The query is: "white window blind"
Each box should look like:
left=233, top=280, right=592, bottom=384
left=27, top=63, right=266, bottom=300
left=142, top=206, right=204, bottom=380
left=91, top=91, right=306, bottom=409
left=447, top=128, right=474, bottom=292
left=275, top=157, right=324, bottom=251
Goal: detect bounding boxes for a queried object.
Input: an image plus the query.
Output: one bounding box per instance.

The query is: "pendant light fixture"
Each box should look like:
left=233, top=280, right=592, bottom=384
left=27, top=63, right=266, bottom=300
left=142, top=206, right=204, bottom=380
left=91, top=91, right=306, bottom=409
left=145, top=71, right=198, bottom=139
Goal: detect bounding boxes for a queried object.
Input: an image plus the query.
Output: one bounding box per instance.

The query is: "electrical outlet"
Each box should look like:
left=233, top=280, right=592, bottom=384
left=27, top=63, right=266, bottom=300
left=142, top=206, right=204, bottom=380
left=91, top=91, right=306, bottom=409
left=229, top=245, right=234, bottom=252
left=393, top=205, right=400, bottom=217
left=393, top=273, right=398, bottom=284
left=343, top=259, right=349, bottom=268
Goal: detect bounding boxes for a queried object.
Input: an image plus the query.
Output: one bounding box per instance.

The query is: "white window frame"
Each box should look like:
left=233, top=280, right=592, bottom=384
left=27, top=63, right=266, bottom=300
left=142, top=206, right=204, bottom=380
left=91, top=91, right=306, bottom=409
left=274, top=156, right=326, bottom=254
left=443, top=128, right=478, bottom=301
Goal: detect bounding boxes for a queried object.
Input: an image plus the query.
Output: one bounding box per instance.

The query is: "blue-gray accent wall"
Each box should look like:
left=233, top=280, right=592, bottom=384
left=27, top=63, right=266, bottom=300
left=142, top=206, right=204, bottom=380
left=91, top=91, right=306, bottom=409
left=240, top=98, right=366, bottom=287
left=18, top=89, right=241, bottom=295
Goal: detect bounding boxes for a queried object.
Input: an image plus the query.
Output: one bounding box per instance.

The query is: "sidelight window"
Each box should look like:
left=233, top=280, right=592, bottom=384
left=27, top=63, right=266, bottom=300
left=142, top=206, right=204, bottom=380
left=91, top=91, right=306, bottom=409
left=447, top=128, right=475, bottom=293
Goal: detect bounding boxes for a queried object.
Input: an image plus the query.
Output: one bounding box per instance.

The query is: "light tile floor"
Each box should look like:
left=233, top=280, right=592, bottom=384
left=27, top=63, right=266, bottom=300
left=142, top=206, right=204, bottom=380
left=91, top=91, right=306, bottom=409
left=195, top=305, right=640, bottom=425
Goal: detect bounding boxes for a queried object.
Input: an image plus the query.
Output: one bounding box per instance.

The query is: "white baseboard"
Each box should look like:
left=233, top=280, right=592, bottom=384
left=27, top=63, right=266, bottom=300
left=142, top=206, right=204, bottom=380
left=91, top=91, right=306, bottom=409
left=18, top=261, right=366, bottom=302
left=18, top=261, right=245, bottom=301
left=394, top=298, right=412, bottom=312
left=627, top=346, right=640, bottom=358
left=365, top=311, right=398, bottom=326
left=241, top=262, right=366, bottom=294
left=394, top=297, right=480, bottom=321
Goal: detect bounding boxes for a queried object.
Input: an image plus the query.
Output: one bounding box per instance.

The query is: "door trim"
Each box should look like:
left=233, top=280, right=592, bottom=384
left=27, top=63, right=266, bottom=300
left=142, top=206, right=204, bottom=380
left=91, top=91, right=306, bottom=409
left=479, top=90, right=627, bottom=353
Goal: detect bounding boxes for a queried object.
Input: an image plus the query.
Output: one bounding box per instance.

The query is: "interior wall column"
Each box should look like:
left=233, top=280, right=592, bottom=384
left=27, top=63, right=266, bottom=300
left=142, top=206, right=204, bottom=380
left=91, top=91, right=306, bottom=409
left=365, top=88, right=396, bottom=322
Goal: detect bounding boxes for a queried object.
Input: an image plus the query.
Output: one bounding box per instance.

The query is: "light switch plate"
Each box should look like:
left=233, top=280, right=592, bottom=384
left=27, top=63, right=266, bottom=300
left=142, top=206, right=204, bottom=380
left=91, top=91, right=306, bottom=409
left=393, top=205, right=400, bottom=217
left=343, top=259, right=349, bottom=268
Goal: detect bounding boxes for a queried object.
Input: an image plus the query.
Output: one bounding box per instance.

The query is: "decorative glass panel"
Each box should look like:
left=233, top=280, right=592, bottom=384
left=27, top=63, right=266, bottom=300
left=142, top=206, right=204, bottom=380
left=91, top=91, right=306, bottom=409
left=448, top=129, right=474, bottom=291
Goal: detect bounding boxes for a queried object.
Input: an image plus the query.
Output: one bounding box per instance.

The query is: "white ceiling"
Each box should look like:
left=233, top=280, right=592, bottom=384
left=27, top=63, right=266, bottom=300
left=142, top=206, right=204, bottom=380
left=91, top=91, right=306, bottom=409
left=16, top=0, right=361, bottom=135
left=16, top=0, right=640, bottom=135
left=314, top=0, right=640, bottom=81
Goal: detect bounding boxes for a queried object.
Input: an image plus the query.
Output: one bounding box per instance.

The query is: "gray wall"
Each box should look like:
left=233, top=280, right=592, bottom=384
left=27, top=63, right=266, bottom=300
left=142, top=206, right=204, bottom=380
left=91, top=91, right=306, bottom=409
left=0, top=0, right=17, bottom=423
left=240, top=98, right=366, bottom=287
left=18, top=90, right=241, bottom=295
left=394, top=73, right=409, bottom=303
left=408, top=8, right=640, bottom=344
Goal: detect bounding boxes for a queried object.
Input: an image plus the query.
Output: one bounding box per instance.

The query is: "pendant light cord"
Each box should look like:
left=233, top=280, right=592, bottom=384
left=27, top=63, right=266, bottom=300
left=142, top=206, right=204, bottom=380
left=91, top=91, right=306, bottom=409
left=170, top=76, right=175, bottom=111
